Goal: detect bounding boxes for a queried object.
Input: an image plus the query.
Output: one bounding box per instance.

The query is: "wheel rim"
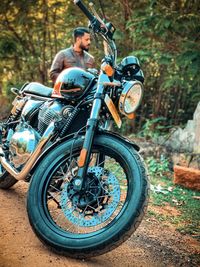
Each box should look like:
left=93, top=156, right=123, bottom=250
left=60, top=166, right=120, bottom=227
left=43, top=147, right=129, bottom=235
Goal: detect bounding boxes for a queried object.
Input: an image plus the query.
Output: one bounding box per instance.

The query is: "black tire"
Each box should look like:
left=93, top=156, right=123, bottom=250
left=27, top=134, right=149, bottom=258
left=0, top=169, right=18, bottom=189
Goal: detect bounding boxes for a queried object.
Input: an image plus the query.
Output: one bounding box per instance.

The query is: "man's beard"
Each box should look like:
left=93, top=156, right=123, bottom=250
left=80, top=42, right=89, bottom=52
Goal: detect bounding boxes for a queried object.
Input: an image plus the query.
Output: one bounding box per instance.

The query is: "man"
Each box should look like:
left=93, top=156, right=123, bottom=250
left=49, top=27, right=95, bottom=84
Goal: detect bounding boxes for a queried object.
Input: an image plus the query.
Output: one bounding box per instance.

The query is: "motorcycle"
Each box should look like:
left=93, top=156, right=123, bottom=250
left=0, top=0, right=149, bottom=258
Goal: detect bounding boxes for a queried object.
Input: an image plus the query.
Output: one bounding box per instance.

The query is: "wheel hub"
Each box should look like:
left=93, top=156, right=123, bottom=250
left=67, top=171, right=106, bottom=210
left=60, top=166, right=120, bottom=227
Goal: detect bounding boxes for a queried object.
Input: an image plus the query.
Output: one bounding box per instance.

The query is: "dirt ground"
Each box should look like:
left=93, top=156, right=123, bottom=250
left=0, top=182, right=199, bottom=267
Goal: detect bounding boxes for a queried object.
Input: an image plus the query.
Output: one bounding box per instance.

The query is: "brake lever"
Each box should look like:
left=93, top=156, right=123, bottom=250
left=89, top=2, right=108, bottom=33
left=90, top=28, right=99, bottom=48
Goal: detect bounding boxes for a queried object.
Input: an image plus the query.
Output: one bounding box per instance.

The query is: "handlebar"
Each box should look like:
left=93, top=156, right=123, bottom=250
left=74, top=0, right=117, bottom=65
left=74, top=0, right=95, bottom=22
left=74, top=0, right=115, bottom=40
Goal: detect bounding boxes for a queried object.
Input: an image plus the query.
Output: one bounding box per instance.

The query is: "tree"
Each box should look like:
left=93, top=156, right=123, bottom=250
left=0, top=0, right=199, bottom=133
left=127, top=0, right=200, bottom=129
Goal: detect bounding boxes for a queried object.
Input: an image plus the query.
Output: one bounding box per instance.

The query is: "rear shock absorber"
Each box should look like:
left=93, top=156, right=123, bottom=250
left=1, top=97, right=27, bottom=150
left=7, top=97, right=27, bottom=124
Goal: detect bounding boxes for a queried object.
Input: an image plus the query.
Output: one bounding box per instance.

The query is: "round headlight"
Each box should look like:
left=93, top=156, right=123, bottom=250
left=119, top=81, right=143, bottom=115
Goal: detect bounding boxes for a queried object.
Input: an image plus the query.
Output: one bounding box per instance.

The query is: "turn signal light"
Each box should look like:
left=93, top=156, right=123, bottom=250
left=101, top=63, right=114, bottom=77
left=78, top=148, right=87, bottom=167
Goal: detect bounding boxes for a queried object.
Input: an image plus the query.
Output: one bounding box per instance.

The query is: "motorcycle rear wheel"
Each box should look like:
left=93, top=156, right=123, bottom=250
left=0, top=167, right=18, bottom=189
left=27, top=135, right=149, bottom=258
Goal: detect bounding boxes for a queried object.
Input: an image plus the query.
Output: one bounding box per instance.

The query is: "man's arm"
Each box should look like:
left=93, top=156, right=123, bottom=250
left=84, top=51, right=95, bottom=69
left=89, top=56, right=95, bottom=68
left=49, top=51, right=64, bottom=84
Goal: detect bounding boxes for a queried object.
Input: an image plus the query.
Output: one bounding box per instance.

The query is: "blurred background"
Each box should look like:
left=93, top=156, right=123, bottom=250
left=0, top=0, right=199, bottom=135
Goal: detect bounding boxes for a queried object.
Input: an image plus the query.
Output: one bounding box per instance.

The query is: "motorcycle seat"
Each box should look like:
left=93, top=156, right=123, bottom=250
left=23, top=82, right=53, bottom=97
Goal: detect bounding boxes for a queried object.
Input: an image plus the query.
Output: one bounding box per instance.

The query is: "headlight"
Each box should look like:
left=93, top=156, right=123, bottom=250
left=119, top=81, right=143, bottom=115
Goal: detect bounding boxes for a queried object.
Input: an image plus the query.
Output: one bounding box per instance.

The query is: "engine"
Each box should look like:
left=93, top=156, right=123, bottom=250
left=8, top=99, right=75, bottom=168
left=8, top=122, right=40, bottom=168
left=37, top=100, right=74, bottom=135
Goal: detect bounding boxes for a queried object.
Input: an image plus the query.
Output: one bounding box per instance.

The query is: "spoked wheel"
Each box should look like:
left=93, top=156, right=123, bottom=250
left=49, top=160, right=123, bottom=232
left=27, top=135, right=149, bottom=258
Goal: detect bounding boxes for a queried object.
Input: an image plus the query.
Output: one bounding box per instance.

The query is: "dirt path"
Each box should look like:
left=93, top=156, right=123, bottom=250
left=0, top=182, right=199, bottom=267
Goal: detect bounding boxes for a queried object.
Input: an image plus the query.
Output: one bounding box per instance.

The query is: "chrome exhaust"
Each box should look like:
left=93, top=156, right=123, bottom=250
left=0, top=122, right=55, bottom=181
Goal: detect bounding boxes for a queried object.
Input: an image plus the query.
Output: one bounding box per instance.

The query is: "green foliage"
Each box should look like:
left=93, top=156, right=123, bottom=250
left=139, top=117, right=171, bottom=140
left=127, top=0, right=200, bottom=127
left=145, top=156, right=200, bottom=239
left=0, top=0, right=199, bottom=133
left=146, top=156, right=170, bottom=177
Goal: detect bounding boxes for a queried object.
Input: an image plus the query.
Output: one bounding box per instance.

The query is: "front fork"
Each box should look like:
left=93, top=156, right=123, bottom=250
left=74, top=73, right=110, bottom=191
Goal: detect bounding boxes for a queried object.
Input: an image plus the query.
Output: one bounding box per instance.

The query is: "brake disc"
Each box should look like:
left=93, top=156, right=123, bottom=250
left=60, top=166, right=120, bottom=227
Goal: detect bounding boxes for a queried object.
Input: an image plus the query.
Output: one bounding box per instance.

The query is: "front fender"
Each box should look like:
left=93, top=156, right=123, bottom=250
left=98, top=130, right=140, bottom=151
left=30, top=130, right=140, bottom=175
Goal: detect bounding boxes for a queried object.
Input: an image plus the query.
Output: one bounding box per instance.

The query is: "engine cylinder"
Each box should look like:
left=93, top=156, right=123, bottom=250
left=38, top=101, right=65, bottom=134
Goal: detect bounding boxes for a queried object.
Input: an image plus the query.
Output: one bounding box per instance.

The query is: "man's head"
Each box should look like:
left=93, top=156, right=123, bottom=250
left=73, top=27, right=91, bottom=52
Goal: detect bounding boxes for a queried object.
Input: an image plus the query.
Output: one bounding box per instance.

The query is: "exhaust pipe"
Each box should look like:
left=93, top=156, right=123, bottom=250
left=0, top=122, right=55, bottom=181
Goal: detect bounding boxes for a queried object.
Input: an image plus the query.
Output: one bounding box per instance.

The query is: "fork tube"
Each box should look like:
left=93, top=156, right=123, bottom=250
left=75, top=73, right=109, bottom=190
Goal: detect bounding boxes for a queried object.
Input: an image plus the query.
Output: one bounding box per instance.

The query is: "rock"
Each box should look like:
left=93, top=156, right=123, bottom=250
left=172, top=153, right=191, bottom=167
left=193, top=102, right=200, bottom=154
left=156, top=102, right=200, bottom=171
left=173, top=165, right=200, bottom=191
left=164, top=127, right=195, bottom=153
left=163, top=102, right=200, bottom=154
left=172, top=153, right=200, bottom=170
left=133, top=138, right=168, bottom=158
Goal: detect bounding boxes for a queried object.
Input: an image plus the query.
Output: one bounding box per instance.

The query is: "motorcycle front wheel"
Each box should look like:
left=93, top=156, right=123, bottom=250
left=27, top=134, right=149, bottom=258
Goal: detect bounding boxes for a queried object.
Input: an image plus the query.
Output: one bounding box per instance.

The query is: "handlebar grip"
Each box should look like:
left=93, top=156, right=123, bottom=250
left=74, top=0, right=95, bottom=21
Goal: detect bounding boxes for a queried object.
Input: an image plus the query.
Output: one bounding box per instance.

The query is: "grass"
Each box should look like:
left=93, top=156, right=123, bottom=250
left=145, top=156, right=200, bottom=240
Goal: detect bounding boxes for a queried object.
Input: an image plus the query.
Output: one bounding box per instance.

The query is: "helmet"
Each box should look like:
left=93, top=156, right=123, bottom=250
left=53, top=67, right=95, bottom=100
left=120, top=56, right=140, bottom=80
